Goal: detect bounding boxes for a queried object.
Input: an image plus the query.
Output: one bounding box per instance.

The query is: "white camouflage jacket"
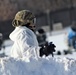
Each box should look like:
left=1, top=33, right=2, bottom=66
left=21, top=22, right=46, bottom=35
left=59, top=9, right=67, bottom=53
left=9, top=26, right=39, bottom=59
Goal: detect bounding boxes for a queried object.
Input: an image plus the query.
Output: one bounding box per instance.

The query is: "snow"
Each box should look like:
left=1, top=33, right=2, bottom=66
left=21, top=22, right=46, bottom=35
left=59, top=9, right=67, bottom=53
left=0, top=56, right=76, bottom=75
left=46, top=33, right=68, bottom=51
left=0, top=27, right=76, bottom=75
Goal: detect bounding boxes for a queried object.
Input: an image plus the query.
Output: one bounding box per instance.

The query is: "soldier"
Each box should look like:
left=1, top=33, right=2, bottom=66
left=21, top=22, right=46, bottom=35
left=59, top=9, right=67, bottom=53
left=36, top=28, right=47, bottom=46
left=9, top=10, right=39, bottom=59
left=68, top=22, right=76, bottom=49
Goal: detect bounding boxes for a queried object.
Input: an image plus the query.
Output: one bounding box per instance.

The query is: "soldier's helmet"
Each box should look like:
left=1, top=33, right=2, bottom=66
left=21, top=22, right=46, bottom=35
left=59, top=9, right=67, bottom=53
left=12, top=10, right=36, bottom=27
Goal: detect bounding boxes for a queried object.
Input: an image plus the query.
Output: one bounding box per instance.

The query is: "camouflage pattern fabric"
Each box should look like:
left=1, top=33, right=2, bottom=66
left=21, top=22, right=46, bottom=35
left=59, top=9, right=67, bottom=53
left=12, top=10, right=35, bottom=27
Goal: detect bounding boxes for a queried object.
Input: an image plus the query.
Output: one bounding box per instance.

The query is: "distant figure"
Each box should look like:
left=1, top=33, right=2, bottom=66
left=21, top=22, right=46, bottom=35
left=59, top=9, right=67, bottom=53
left=36, top=28, right=47, bottom=46
left=68, top=21, right=76, bottom=49
left=36, top=28, right=56, bottom=57
left=0, top=33, right=3, bottom=50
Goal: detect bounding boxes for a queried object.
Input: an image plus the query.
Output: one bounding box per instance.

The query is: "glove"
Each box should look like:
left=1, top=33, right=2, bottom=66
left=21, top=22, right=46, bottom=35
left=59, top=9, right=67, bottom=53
left=39, top=42, right=56, bottom=57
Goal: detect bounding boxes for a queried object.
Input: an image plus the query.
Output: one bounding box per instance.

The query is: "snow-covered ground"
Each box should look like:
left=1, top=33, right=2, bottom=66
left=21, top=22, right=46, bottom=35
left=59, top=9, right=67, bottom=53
left=46, top=33, right=68, bottom=52
left=0, top=27, right=76, bottom=75
left=0, top=56, right=76, bottom=75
